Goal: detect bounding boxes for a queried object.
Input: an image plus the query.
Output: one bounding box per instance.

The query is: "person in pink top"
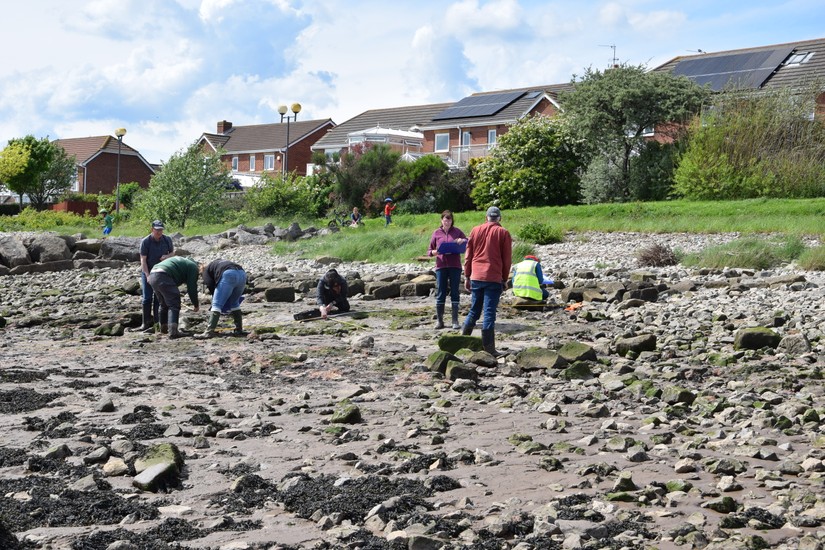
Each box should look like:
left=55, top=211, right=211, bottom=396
left=427, top=210, right=467, bottom=329
left=461, top=206, right=512, bottom=356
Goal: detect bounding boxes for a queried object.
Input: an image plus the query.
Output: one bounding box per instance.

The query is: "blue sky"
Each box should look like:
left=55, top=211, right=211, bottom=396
left=1, top=0, right=822, bottom=165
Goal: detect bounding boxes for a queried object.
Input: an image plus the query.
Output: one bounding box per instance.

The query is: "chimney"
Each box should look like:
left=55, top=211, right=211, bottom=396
left=217, top=120, right=233, bottom=134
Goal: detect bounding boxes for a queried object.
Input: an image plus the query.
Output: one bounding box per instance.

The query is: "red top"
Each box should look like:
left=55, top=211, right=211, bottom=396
left=384, top=202, right=396, bottom=216
left=464, top=221, right=512, bottom=283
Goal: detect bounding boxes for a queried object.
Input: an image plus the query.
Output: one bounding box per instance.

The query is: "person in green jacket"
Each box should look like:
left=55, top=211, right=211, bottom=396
left=147, top=256, right=200, bottom=338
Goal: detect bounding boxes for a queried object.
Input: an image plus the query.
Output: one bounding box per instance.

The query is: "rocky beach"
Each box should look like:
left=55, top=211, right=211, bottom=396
left=0, top=227, right=823, bottom=550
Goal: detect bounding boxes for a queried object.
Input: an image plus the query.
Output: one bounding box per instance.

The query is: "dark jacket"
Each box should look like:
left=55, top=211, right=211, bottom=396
left=202, top=259, right=244, bottom=294
left=316, top=270, right=350, bottom=312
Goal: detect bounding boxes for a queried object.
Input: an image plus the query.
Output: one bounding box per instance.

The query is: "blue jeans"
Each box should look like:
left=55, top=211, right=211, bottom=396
left=435, top=268, right=461, bottom=306
left=464, top=280, right=503, bottom=330
left=212, top=269, right=246, bottom=313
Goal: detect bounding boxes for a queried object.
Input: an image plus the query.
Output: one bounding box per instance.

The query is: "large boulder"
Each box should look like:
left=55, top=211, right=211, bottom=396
left=26, top=234, right=72, bottom=262
left=0, top=235, right=31, bottom=267
left=734, top=327, right=781, bottom=350
left=100, top=237, right=142, bottom=261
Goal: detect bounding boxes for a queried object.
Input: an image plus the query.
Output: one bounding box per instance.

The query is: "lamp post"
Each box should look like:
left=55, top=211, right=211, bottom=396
left=114, top=127, right=127, bottom=214
left=277, top=103, right=301, bottom=178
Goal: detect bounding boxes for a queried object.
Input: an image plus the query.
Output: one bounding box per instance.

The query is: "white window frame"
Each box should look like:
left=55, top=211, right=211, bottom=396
left=231, top=156, right=238, bottom=171
left=434, top=133, right=450, bottom=152
left=487, top=129, right=497, bottom=145
left=249, top=154, right=255, bottom=171
left=264, top=154, right=275, bottom=170
left=786, top=51, right=814, bottom=66
left=461, top=131, right=471, bottom=147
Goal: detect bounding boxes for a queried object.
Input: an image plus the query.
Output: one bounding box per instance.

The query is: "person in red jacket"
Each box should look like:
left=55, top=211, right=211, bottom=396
left=383, top=198, right=396, bottom=226
left=461, top=206, right=512, bottom=356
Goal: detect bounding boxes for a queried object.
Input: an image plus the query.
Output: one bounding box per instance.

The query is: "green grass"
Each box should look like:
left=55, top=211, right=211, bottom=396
left=682, top=236, right=806, bottom=270
left=4, top=198, right=825, bottom=266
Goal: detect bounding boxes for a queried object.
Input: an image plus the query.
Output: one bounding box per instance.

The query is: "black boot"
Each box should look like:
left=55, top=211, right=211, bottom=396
left=481, top=328, right=503, bottom=357
left=139, top=303, right=154, bottom=332
left=461, top=323, right=474, bottom=336
left=451, top=302, right=460, bottom=330
left=168, top=309, right=190, bottom=339
left=435, top=303, right=445, bottom=329
left=231, top=310, right=246, bottom=336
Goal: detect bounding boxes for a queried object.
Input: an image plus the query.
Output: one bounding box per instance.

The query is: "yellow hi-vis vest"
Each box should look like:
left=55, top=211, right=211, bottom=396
left=512, top=259, right=543, bottom=301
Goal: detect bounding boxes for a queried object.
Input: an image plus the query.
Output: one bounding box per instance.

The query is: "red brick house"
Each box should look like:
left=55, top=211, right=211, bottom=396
left=311, top=84, right=571, bottom=169
left=54, top=136, right=156, bottom=195
left=198, top=118, right=335, bottom=186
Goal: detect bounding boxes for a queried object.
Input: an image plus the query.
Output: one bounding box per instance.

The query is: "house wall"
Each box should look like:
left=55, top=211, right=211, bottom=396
left=81, top=154, right=153, bottom=195
left=221, top=124, right=331, bottom=177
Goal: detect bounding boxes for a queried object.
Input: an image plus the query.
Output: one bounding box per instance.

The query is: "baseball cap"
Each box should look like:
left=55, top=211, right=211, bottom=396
left=151, top=220, right=165, bottom=229
left=486, top=206, right=501, bottom=220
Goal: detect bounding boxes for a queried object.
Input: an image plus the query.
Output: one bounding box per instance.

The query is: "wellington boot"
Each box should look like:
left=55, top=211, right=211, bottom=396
left=435, top=303, right=445, bottom=329
left=481, top=328, right=503, bottom=357
left=195, top=311, right=221, bottom=339
left=134, top=303, right=155, bottom=332
left=160, top=324, right=169, bottom=334
left=461, top=323, right=474, bottom=336
left=231, top=310, right=247, bottom=336
left=451, top=303, right=460, bottom=330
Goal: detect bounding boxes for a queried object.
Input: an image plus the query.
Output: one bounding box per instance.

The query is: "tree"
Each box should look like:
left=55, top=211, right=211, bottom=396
left=135, top=141, right=233, bottom=229
left=471, top=115, right=584, bottom=209
left=330, top=143, right=401, bottom=214
left=0, top=141, right=30, bottom=191
left=560, top=64, right=707, bottom=201
left=2, top=136, right=76, bottom=211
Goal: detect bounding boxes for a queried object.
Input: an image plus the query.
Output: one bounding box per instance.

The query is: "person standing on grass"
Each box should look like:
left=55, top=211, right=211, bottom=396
left=138, top=220, right=175, bottom=332
left=427, top=210, right=467, bottom=329
left=383, top=198, right=396, bottom=226
left=461, top=206, right=512, bottom=357
left=100, top=209, right=114, bottom=237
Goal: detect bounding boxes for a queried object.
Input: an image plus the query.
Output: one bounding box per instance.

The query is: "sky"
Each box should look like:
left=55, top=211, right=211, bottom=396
left=1, top=0, right=823, bottom=165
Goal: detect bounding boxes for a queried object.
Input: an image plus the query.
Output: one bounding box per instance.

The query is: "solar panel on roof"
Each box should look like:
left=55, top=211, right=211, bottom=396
left=673, top=46, right=794, bottom=91
left=525, top=91, right=541, bottom=99
left=432, top=91, right=526, bottom=121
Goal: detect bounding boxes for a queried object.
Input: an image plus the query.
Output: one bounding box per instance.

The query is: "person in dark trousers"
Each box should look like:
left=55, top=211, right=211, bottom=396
left=196, top=259, right=247, bottom=338
left=462, top=206, right=512, bottom=356
left=147, top=256, right=200, bottom=338
left=427, top=210, right=467, bottom=329
left=316, top=269, right=350, bottom=319
left=138, top=220, right=174, bottom=332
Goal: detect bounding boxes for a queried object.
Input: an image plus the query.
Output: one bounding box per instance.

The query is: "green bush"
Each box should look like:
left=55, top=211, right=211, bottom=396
left=517, top=222, right=563, bottom=245
left=245, top=173, right=329, bottom=220
left=0, top=206, right=94, bottom=231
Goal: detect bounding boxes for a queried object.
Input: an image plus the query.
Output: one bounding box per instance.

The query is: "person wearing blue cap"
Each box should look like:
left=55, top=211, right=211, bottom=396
left=383, top=198, right=396, bottom=226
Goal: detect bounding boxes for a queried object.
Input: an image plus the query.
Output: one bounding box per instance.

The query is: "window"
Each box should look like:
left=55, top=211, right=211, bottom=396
left=434, top=133, right=449, bottom=152
left=462, top=131, right=471, bottom=147
left=231, top=156, right=238, bottom=171
left=785, top=51, right=814, bottom=66
left=487, top=129, right=497, bottom=145
left=264, top=155, right=275, bottom=170
left=249, top=154, right=255, bottom=171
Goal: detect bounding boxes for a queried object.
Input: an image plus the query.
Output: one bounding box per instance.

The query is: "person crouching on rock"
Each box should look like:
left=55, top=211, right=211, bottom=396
left=196, top=259, right=247, bottom=339
left=317, top=269, right=350, bottom=319
left=147, top=256, right=200, bottom=338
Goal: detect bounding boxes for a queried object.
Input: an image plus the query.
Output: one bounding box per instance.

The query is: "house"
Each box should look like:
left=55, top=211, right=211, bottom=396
left=54, top=135, right=156, bottom=195
left=312, top=83, right=572, bottom=169
left=198, top=118, right=335, bottom=185
left=653, top=37, right=825, bottom=118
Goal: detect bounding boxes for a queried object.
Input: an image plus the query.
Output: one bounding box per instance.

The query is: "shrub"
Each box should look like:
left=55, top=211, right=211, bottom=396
left=517, top=222, right=563, bottom=245
left=682, top=236, right=805, bottom=269
left=635, top=243, right=680, bottom=267
left=798, top=245, right=825, bottom=271
left=0, top=206, right=94, bottom=231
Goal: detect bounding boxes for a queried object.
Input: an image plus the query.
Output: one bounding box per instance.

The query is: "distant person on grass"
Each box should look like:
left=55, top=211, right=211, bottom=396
left=350, top=207, right=362, bottom=227
left=383, top=198, right=396, bottom=226
left=100, top=209, right=114, bottom=237
left=427, top=210, right=467, bottom=329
